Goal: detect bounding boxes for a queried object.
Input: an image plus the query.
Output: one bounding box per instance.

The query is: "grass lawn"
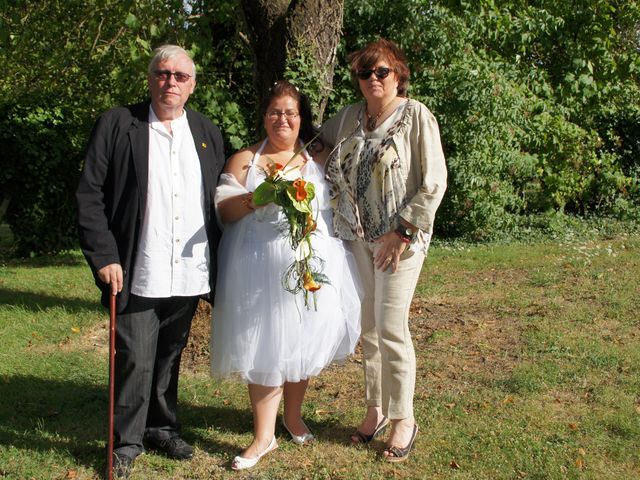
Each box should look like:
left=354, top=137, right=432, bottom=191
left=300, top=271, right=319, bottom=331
left=0, top=233, right=639, bottom=479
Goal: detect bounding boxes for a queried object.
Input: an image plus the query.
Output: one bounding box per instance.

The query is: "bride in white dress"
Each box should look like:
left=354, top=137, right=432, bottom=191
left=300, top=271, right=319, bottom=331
left=211, top=81, right=361, bottom=470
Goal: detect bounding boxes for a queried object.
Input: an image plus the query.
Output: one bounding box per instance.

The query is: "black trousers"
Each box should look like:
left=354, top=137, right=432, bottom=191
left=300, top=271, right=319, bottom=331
left=112, top=294, right=199, bottom=458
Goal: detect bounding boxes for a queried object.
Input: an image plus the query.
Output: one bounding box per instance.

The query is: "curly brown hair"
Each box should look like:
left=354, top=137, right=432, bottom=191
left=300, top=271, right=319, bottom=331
left=348, top=38, right=410, bottom=97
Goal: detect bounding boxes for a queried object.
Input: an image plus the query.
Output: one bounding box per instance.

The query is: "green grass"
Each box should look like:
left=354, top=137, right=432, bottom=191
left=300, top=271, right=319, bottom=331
left=1, top=234, right=639, bottom=479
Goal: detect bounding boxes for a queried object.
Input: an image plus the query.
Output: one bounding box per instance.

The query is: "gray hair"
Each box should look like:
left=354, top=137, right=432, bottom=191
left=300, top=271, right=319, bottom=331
left=147, top=44, right=196, bottom=79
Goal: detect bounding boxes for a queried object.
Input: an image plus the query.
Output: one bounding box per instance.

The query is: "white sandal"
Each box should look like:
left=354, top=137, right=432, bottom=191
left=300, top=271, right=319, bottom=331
left=282, top=418, right=315, bottom=445
left=231, top=436, right=278, bottom=471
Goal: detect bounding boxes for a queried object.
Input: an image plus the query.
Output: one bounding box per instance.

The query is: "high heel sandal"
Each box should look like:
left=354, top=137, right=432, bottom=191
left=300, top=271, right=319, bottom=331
left=383, top=424, right=418, bottom=463
left=231, top=436, right=278, bottom=471
left=350, top=416, right=389, bottom=444
left=282, top=418, right=315, bottom=445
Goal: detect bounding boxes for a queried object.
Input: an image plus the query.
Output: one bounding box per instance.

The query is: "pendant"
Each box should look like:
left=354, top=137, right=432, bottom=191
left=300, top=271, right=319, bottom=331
left=367, top=116, right=377, bottom=131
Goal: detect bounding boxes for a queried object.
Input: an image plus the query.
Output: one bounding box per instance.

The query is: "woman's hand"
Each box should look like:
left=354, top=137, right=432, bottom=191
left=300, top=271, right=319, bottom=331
left=241, top=192, right=258, bottom=211
left=218, top=192, right=264, bottom=224
left=374, top=231, right=408, bottom=273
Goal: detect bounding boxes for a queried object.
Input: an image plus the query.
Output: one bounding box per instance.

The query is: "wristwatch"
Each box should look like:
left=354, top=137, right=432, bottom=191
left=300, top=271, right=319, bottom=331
left=395, top=225, right=415, bottom=242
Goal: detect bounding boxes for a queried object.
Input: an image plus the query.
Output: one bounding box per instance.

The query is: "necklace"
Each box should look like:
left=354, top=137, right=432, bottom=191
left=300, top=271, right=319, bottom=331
left=365, top=97, right=397, bottom=131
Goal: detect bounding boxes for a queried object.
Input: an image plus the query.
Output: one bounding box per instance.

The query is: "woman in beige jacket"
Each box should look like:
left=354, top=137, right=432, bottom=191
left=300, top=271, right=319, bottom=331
left=321, top=37, right=447, bottom=462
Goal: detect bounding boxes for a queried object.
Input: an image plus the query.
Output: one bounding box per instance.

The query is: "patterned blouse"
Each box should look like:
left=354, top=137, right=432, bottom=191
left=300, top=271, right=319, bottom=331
left=321, top=99, right=447, bottom=252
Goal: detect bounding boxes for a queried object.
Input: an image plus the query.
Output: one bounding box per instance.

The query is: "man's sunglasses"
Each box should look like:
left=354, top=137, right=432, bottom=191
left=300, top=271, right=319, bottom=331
left=153, top=70, right=192, bottom=83
left=356, top=66, right=393, bottom=80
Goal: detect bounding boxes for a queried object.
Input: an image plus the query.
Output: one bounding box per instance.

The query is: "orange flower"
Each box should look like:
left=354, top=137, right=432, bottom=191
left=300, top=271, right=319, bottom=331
left=292, top=178, right=307, bottom=201
left=303, top=214, right=317, bottom=235
left=268, top=162, right=284, bottom=175
left=303, top=271, right=321, bottom=292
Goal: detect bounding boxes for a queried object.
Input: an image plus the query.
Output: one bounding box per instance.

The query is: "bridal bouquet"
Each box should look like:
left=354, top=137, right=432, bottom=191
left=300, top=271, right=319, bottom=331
left=252, top=150, right=328, bottom=309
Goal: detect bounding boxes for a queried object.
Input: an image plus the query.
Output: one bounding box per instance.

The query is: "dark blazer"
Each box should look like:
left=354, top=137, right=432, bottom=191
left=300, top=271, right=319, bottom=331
left=76, top=101, right=225, bottom=313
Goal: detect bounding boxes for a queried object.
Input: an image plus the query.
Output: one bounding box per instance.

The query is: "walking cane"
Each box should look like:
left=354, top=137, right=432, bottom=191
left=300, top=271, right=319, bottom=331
left=107, top=293, right=116, bottom=480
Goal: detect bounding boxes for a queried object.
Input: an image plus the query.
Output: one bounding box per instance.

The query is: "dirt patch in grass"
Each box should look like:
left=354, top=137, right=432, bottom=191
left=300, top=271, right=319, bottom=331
left=51, top=318, right=110, bottom=355
left=410, top=294, right=526, bottom=396
left=64, top=256, right=597, bottom=402
left=182, top=279, right=532, bottom=399
left=183, top=300, right=212, bottom=372
left=44, top=301, right=212, bottom=365
left=59, top=266, right=539, bottom=402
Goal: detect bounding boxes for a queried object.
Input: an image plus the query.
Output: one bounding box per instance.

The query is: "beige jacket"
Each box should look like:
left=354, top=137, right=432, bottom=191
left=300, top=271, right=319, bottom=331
left=321, top=99, right=447, bottom=235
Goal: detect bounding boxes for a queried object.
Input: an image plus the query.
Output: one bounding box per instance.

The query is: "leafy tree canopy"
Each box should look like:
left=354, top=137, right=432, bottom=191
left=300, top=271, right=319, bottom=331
left=0, top=0, right=638, bottom=254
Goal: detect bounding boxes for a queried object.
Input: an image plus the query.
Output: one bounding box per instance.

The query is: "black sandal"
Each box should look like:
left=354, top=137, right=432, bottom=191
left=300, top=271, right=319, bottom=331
left=350, top=416, right=390, bottom=444
left=383, top=424, right=418, bottom=462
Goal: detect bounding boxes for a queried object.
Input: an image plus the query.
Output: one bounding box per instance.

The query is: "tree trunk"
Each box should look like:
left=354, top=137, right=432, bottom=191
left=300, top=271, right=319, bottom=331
left=240, top=0, right=343, bottom=124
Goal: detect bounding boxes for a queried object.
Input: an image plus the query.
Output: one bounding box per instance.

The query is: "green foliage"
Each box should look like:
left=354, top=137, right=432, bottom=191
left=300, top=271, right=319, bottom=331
left=0, top=0, right=189, bottom=255
left=1, top=0, right=639, bottom=254
left=340, top=0, right=640, bottom=240
left=0, top=101, right=81, bottom=256
left=0, top=0, right=254, bottom=255
left=284, top=47, right=327, bottom=123
left=184, top=0, right=254, bottom=148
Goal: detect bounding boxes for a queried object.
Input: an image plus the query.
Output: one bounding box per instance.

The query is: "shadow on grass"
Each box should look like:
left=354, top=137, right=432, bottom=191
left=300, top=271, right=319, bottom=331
left=1, top=251, right=86, bottom=267
left=304, top=418, right=361, bottom=447
left=0, top=374, right=108, bottom=474
left=0, top=374, right=260, bottom=474
left=0, top=287, right=102, bottom=313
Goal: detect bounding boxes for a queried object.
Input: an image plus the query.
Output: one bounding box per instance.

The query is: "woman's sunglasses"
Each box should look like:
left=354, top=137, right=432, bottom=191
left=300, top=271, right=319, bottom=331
left=356, top=66, right=393, bottom=80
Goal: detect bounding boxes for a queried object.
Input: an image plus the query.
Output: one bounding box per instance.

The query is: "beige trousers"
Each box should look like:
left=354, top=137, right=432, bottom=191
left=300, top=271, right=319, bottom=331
left=349, top=240, right=425, bottom=420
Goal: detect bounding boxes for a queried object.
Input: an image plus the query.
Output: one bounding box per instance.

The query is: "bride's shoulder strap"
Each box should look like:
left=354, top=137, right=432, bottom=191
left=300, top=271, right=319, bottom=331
left=250, top=138, right=269, bottom=167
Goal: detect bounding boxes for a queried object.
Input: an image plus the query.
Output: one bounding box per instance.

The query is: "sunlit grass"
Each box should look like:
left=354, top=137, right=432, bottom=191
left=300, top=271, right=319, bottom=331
left=1, top=233, right=639, bottom=479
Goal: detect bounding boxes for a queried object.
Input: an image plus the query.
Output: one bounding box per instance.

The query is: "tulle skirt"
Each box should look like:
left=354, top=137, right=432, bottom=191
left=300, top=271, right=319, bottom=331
left=210, top=206, right=361, bottom=386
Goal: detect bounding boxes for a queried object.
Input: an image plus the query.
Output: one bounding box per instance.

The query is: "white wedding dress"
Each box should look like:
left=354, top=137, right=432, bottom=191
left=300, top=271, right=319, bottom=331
left=210, top=140, right=361, bottom=386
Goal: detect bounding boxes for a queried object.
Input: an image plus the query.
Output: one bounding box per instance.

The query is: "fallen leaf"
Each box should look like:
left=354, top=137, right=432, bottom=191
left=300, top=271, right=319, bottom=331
left=503, top=395, right=514, bottom=404
left=517, top=471, right=528, bottom=478
left=66, top=471, right=77, bottom=479
left=575, top=458, right=584, bottom=469
left=223, top=399, right=230, bottom=405
left=578, top=448, right=586, bottom=456
left=71, top=327, right=81, bottom=333
left=450, top=460, right=460, bottom=469
left=568, top=423, right=578, bottom=431
left=314, top=409, right=332, bottom=415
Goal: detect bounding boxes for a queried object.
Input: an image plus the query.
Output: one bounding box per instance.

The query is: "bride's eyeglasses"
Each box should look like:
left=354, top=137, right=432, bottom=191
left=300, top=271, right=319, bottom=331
left=356, top=66, right=393, bottom=80
left=266, top=110, right=299, bottom=120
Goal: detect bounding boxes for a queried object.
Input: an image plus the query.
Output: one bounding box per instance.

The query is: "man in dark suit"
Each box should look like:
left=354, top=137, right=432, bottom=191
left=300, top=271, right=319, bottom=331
left=76, top=44, right=225, bottom=479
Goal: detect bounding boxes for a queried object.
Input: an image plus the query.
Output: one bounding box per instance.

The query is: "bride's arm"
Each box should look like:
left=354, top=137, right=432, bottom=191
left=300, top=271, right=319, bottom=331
left=216, top=150, right=258, bottom=225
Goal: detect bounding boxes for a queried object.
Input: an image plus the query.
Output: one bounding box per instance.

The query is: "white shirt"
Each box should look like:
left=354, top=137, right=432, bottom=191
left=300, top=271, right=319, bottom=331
left=131, top=106, right=210, bottom=297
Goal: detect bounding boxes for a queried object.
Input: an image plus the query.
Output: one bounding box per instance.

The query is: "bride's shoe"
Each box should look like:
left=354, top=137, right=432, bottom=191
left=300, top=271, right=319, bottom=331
left=231, top=436, right=278, bottom=471
left=282, top=418, right=315, bottom=445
